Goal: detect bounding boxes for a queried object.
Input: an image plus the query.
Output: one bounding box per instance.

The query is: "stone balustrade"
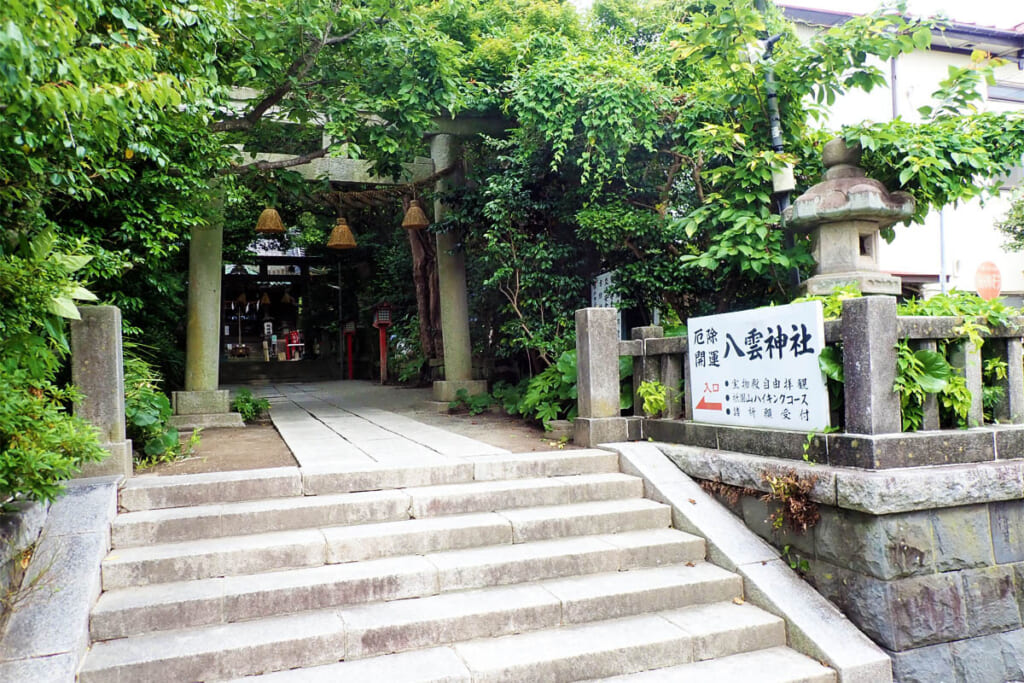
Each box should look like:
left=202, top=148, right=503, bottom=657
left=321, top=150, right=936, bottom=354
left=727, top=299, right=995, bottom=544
left=575, top=298, right=1024, bottom=466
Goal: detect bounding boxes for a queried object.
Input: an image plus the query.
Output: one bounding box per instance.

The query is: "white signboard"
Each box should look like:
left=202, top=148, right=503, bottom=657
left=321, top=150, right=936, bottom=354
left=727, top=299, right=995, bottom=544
left=687, top=301, right=829, bottom=431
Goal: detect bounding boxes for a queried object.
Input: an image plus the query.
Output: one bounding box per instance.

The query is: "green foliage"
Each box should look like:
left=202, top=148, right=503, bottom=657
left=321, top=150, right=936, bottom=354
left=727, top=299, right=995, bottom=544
left=637, top=380, right=668, bottom=417
left=0, top=229, right=106, bottom=504
left=387, top=316, right=427, bottom=385
left=0, top=366, right=106, bottom=505
left=983, top=357, right=1009, bottom=422
left=491, top=381, right=528, bottom=415
left=231, top=388, right=270, bottom=423
left=453, top=137, right=591, bottom=367
left=849, top=53, right=1024, bottom=226
left=448, top=389, right=493, bottom=416
left=938, top=370, right=973, bottom=430
left=519, top=350, right=580, bottom=427
left=898, top=290, right=1019, bottom=350
left=893, top=339, right=957, bottom=431
left=125, top=351, right=198, bottom=465
left=793, top=285, right=863, bottom=321
left=817, top=344, right=845, bottom=427
left=817, top=346, right=844, bottom=384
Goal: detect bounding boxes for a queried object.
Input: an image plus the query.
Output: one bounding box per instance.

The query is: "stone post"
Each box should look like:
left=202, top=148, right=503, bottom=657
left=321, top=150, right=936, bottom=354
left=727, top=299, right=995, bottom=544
left=632, top=326, right=664, bottom=417
left=430, top=133, right=487, bottom=402
left=950, top=340, right=984, bottom=427
left=172, top=191, right=243, bottom=428
left=842, top=296, right=901, bottom=435
left=913, top=339, right=941, bottom=431
left=575, top=308, right=628, bottom=446
left=71, top=306, right=132, bottom=479
left=994, top=338, right=1024, bottom=424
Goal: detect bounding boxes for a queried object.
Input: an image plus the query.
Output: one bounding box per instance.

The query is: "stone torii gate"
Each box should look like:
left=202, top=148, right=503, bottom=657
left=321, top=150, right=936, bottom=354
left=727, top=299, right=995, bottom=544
left=171, top=116, right=502, bottom=426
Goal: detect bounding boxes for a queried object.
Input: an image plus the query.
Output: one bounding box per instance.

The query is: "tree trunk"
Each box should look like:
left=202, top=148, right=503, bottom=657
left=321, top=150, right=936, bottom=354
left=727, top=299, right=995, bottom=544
left=407, top=229, right=443, bottom=364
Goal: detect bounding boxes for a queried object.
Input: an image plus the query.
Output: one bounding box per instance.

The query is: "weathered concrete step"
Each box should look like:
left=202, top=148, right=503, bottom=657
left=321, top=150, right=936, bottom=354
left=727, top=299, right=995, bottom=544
left=450, top=602, right=786, bottom=682
left=101, top=499, right=678, bottom=589
left=301, top=449, right=619, bottom=495
left=218, top=602, right=785, bottom=683
left=111, top=489, right=407, bottom=548
left=119, top=468, right=302, bottom=512
left=404, top=472, right=642, bottom=519
left=78, top=609, right=346, bottom=683
left=335, top=563, right=739, bottom=660
left=216, top=647, right=470, bottom=682
left=110, top=473, right=643, bottom=548
left=466, top=448, right=620, bottom=481
left=94, top=532, right=708, bottom=638
left=598, top=646, right=836, bottom=682
left=83, top=577, right=753, bottom=683
left=102, top=528, right=326, bottom=590
left=327, top=497, right=672, bottom=562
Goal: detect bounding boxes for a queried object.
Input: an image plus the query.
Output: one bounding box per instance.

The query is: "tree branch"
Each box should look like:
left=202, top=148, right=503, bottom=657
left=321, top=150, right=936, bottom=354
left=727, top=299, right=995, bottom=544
left=324, top=23, right=367, bottom=46
left=223, top=147, right=329, bottom=174
left=211, top=16, right=366, bottom=133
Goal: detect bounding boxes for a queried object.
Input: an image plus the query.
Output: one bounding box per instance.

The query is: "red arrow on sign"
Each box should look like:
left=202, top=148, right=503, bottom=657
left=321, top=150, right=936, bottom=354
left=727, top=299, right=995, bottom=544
left=696, top=396, right=723, bottom=411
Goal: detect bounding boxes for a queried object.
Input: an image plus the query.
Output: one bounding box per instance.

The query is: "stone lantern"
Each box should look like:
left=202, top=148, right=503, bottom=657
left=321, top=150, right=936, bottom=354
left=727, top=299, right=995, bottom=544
left=784, top=138, right=915, bottom=296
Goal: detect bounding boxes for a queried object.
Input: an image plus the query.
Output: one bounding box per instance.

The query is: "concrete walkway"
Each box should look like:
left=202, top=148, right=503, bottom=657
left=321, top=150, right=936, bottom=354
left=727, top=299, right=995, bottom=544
left=234, top=382, right=510, bottom=467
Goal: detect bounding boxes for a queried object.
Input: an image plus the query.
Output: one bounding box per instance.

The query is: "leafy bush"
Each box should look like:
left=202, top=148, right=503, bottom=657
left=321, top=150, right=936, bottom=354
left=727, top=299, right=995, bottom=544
left=124, top=351, right=197, bottom=465
left=231, top=389, right=271, bottom=423
left=515, top=350, right=633, bottom=429
left=448, top=389, right=492, bottom=415
left=519, top=351, right=580, bottom=427
left=0, top=364, right=106, bottom=505
left=491, top=380, right=527, bottom=415
left=0, top=229, right=106, bottom=504
left=893, top=339, right=959, bottom=431
left=637, top=380, right=668, bottom=417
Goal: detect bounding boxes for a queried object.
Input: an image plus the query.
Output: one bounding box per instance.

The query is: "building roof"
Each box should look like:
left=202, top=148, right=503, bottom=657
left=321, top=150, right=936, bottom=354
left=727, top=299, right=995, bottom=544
left=781, top=5, right=1024, bottom=67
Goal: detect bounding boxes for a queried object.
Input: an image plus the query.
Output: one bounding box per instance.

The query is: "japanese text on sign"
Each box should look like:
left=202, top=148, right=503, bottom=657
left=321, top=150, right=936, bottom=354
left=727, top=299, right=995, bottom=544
left=687, top=301, right=829, bottom=430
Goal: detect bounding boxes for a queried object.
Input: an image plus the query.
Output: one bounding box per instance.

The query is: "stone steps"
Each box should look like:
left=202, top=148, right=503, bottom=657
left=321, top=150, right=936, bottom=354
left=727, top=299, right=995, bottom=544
left=81, top=595, right=780, bottom=683
left=211, top=604, right=795, bottom=683
left=82, top=452, right=839, bottom=682
left=92, top=532, right=707, bottom=640
left=598, top=646, right=836, bottom=682
left=101, top=498, right=675, bottom=589
left=118, top=449, right=620, bottom=511
left=110, top=472, right=643, bottom=547
left=118, top=467, right=302, bottom=512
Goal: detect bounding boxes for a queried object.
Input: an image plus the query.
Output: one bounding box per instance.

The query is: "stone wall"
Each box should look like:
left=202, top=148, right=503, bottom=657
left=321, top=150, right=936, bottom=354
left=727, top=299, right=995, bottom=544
left=662, top=443, right=1024, bottom=683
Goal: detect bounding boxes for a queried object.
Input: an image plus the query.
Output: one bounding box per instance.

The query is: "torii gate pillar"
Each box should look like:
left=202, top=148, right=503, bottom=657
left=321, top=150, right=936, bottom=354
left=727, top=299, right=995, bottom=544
left=430, top=134, right=486, bottom=401
left=171, top=186, right=244, bottom=428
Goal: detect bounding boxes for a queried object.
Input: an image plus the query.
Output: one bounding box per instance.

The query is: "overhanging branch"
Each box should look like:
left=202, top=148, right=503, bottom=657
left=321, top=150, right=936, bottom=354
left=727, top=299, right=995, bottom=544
left=223, top=147, right=329, bottom=174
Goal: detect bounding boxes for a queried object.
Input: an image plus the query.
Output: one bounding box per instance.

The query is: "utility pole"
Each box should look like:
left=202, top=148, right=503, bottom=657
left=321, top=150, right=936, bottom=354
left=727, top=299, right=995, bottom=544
left=755, top=0, right=800, bottom=289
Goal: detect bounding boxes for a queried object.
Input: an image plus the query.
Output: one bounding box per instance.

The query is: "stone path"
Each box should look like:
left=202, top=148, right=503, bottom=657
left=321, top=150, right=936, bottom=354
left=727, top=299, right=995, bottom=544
left=251, top=382, right=508, bottom=468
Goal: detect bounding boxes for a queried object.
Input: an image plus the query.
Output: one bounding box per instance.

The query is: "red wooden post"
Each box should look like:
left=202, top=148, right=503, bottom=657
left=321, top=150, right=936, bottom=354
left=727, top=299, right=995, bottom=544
left=373, top=303, right=392, bottom=385
left=378, top=326, right=387, bottom=384
left=345, top=333, right=354, bottom=380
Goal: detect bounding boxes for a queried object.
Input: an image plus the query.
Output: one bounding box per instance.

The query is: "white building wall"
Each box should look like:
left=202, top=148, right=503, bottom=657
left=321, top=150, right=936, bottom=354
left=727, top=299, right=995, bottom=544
left=792, top=21, right=1024, bottom=299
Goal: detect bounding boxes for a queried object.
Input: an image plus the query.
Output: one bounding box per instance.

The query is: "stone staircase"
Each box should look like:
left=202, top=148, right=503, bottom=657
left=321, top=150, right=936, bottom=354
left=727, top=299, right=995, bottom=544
left=78, top=450, right=836, bottom=682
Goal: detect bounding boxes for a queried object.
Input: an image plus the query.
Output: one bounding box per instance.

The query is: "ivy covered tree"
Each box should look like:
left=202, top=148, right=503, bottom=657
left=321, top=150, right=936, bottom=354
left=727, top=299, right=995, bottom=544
left=0, top=0, right=226, bottom=500
left=459, top=0, right=1024, bottom=345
